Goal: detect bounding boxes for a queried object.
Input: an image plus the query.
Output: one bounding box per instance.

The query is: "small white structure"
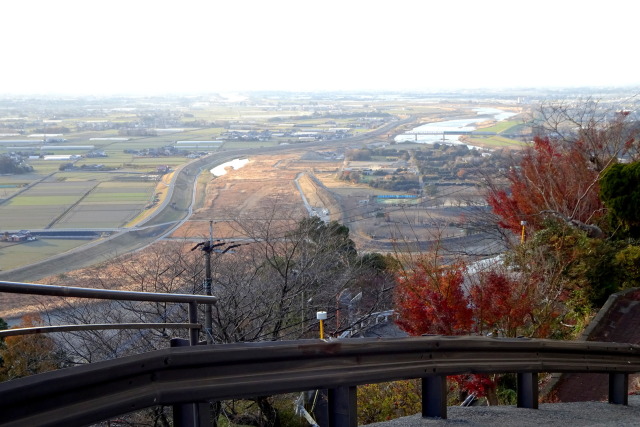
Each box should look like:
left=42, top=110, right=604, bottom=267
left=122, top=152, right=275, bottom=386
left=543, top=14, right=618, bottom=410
left=43, top=154, right=81, bottom=161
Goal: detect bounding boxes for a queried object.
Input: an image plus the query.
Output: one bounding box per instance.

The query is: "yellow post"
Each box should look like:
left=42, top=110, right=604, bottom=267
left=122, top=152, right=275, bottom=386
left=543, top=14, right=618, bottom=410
left=520, top=221, right=527, bottom=244
left=316, top=311, right=327, bottom=339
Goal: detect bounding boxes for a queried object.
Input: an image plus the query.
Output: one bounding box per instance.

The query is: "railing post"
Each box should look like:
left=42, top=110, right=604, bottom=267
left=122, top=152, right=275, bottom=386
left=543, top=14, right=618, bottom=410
left=173, top=303, right=208, bottom=427
left=313, top=389, right=328, bottom=427
left=173, top=402, right=209, bottom=427
left=517, top=372, right=538, bottom=409
left=609, top=373, right=628, bottom=405
left=422, top=375, right=447, bottom=419
left=328, top=386, right=357, bottom=427
left=188, top=301, right=199, bottom=345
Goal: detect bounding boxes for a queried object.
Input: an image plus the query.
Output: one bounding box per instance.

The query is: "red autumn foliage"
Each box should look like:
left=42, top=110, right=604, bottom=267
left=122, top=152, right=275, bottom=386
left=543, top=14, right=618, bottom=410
left=486, top=136, right=603, bottom=235
left=455, top=374, right=497, bottom=398
left=394, top=259, right=473, bottom=336
left=470, top=271, right=535, bottom=337
left=394, top=257, right=538, bottom=400
left=394, top=259, right=535, bottom=338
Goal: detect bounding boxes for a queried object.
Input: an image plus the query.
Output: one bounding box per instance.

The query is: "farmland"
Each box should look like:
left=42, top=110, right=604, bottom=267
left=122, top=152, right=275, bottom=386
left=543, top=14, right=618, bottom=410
left=0, top=93, right=528, bottom=273
left=1, top=177, right=156, bottom=229
left=0, top=239, right=89, bottom=271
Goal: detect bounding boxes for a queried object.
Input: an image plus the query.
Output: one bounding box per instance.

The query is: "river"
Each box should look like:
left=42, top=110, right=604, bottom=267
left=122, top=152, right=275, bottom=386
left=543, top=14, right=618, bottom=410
left=394, top=107, right=517, bottom=147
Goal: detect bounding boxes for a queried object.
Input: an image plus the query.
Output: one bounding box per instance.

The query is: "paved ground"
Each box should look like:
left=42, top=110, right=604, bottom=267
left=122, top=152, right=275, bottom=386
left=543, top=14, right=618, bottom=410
left=365, top=395, right=640, bottom=426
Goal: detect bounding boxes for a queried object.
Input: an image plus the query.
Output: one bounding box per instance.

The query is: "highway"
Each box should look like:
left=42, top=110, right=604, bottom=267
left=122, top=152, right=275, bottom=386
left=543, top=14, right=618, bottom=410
left=0, top=116, right=416, bottom=283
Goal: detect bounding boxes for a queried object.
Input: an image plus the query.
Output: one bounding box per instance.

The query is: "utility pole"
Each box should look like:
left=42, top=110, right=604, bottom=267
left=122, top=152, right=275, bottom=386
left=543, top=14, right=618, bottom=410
left=204, top=220, right=214, bottom=344
left=191, top=221, right=241, bottom=345
left=191, top=221, right=223, bottom=345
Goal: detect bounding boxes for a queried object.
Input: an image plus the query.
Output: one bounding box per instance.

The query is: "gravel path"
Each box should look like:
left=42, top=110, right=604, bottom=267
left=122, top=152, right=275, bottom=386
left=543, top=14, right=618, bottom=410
left=365, top=395, right=640, bottom=426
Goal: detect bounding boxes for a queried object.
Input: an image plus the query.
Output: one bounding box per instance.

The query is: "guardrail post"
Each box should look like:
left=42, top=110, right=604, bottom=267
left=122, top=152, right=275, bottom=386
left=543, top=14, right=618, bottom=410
left=328, top=386, right=357, bottom=427
left=608, top=373, right=628, bottom=405
left=517, top=372, right=538, bottom=409
left=188, top=301, right=199, bottom=345
left=422, top=375, right=447, bottom=419
left=173, top=305, right=209, bottom=427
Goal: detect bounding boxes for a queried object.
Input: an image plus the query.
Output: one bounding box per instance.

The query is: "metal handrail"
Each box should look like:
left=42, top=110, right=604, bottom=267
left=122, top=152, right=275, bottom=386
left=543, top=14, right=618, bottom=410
left=0, top=323, right=200, bottom=337
left=0, top=281, right=218, bottom=345
left=0, top=336, right=639, bottom=427
left=0, top=281, right=218, bottom=303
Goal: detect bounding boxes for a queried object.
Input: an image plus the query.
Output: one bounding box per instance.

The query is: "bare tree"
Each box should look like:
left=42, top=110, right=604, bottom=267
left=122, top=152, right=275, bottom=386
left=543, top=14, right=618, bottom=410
left=216, top=204, right=395, bottom=341
left=534, top=97, right=640, bottom=169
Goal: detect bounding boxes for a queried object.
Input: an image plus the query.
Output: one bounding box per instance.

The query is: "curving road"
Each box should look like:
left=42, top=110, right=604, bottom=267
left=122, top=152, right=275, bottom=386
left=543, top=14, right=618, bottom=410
left=0, top=116, right=417, bottom=283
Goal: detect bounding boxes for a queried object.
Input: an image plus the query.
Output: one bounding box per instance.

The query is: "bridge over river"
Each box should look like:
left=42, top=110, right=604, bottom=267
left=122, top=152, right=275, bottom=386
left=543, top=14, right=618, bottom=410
left=403, top=130, right=497, bottom=140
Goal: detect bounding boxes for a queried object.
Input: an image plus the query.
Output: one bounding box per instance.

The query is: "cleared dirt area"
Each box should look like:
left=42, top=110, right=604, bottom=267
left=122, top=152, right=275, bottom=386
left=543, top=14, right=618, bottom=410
left=172, top=150, right=485, bottom=254
left=172, top=154, right=310, bottom=239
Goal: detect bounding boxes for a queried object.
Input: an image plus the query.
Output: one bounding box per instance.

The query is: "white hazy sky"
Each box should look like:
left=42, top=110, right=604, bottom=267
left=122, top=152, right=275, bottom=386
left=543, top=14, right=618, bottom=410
left=3, top=0, right=639, bottom=95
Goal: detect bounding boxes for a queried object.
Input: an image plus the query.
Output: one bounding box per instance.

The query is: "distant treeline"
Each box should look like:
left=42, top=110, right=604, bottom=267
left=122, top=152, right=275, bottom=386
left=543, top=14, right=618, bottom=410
left=0, top=155, right=33, bottom=174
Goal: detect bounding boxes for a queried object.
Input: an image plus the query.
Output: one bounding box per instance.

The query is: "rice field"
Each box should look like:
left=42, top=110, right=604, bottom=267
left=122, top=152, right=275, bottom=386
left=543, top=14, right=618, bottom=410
left=0, top=239, right=90, bottom=271
left=1, top=179, right=156, bottom=229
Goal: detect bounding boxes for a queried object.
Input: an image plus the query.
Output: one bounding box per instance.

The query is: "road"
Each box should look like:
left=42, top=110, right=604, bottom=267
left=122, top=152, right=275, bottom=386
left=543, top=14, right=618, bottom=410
left=294, top=172, right=330, bottom=223
left=0, top=116, right=417, bottom=283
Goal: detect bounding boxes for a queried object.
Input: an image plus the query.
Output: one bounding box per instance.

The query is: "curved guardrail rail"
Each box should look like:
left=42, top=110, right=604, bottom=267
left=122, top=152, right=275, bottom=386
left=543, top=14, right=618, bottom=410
left=1, top=336, right=639, bottom=427
left=0, top=281, right=217, bottom=344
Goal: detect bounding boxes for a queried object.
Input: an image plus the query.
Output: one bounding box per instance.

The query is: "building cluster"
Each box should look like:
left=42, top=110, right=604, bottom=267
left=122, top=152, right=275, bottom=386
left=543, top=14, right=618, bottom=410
left=123, top=145, right=188, bottom=157
left=2, top=230, right=37, bottom=242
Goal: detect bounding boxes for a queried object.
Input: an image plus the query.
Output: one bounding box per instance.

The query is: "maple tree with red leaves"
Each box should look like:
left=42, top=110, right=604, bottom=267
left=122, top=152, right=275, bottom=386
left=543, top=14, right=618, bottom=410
left=394, top=257, right=472, bottom=336
left=394, top=254, right=541, bottom=404
left=487, top=102, right=640, bottom=240
left=394, top=257, right=538, bottom=340
left=486, top=136, right=604, bottom=237
left=469, top=271, right=536, bottom=338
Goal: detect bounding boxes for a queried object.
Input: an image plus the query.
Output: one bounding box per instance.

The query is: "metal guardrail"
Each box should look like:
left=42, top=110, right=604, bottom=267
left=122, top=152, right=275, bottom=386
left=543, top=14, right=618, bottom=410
left=0, top=281, right=217, bottom=343
left=0, top=323, right=200, bottom=337
left=0, top=281, right=218, bottom=303
left=1, top=336, right=639, bottom=427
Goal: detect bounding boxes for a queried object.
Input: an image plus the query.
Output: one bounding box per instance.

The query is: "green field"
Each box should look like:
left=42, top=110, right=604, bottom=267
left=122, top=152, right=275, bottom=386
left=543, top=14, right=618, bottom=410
left=8, top=195, right=80, bottom=206
left=2, top=178, right=156, bottom=229
left=17, top=162, right=61, bottom=174
left=475, top=120, right=531, bottom=136
left=85, top=182, right=154, bottom=204
left=125, top=156, right=186, bottom=166
left=0, top=239, right=90, bottom=270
